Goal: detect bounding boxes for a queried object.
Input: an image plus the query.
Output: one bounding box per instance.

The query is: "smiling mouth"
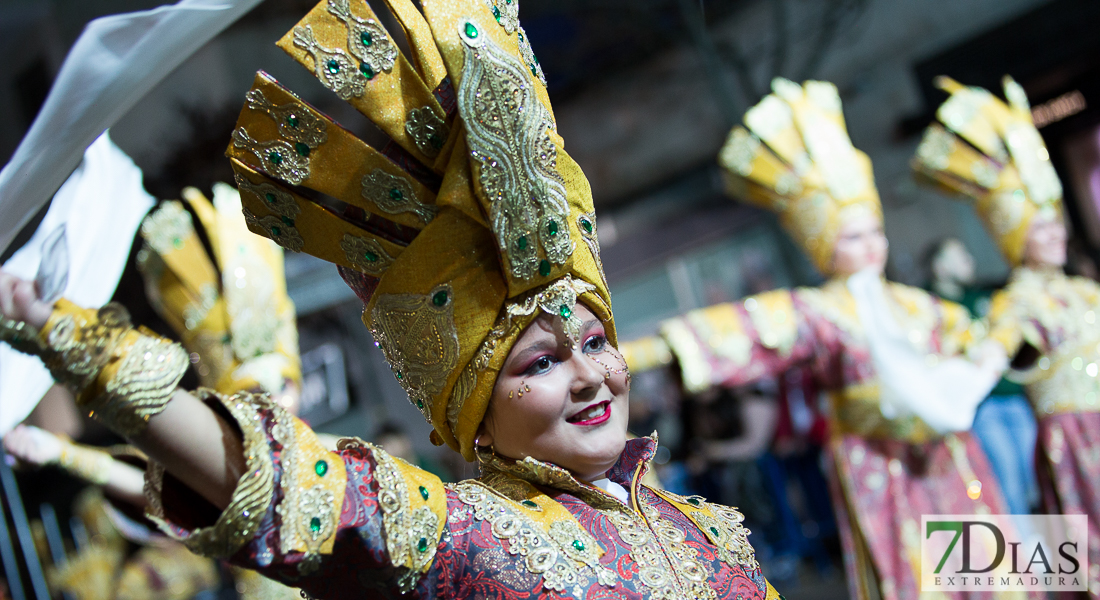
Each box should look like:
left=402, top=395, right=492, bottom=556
left=567, top=400, right=611, bottom=426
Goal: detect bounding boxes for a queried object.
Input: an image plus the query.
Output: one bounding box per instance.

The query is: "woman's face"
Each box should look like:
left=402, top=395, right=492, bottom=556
left=1023, top=214, right=1067, bottom=268
left=479, top=302, right=630, bottom=482
left=832, top=212, right=888, bottom=276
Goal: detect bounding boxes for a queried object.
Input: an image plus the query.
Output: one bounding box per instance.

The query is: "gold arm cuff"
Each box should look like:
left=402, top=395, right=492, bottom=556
left=145, top=389, right=277, bottom=559
left=56, top=440, right=114, bottom=486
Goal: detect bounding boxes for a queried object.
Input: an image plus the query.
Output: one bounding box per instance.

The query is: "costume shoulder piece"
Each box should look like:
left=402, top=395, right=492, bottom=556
left=227, top=0, right=612, bottom=461
left=912, top=76, right=1062, bottom=266
left=718, top=78, right=881, bottom=273
left=137, top=184, right=300, bottom=395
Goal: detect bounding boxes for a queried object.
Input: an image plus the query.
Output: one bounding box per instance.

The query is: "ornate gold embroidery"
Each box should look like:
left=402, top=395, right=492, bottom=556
left=479, top=0, right=547, bottom=86
left=292, top=25, right=365, bottom=100
left=245, top=89, right=328, bottom=150
left=57, top=441, right=114, bottom=485
left=744, top=291, right=797, bottom=357
left=95, top=335, right=189, bottom=437
left=340, top=234, right=395, bottom=276
left=692, top=504, right=760, bottom=572
left=577, top=212, right=609, bottom=290
left=326, top=0, right=397, bottom=78
left=445, top=362, right=477, bottom=438
left=369, top=445, right=441, bottom=592
left=369, top=284, right=460, bottom=420
left=243, top=208, right=304, bottom=252
left=233, top=128, right=310, bottom=186
left=146, top=391, right=277, bottom=559
left=183, top=284, right=218, bottom=331
left=604, top=505, right=713, bottom=600
left=457, top=21, right=570, bottom=282
left=360, top=169, right=437, bottom=225
left=452, top=481, right=617, bottom=595
left=404, top=106, right=448, bottom=159
left=235, top=175, right=301, bottom=222
left=140, top=202, right=193, bottom=254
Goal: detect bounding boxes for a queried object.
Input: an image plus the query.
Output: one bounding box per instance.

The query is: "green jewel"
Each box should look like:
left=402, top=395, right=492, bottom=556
left=396, top=372, right=403, bottom=379
left=364, top=251, right=379, bottom=262
left=326, top=59, right=340, bottom=74
left=287, top=115, right=299, bottom=128
left=432, top=290, right=448, bottom=307
left=418, top=536, right=429, bottom=552
left=389, top=187, right=403, bottom=201
left=281, top=216, right=294, bottom=227
left=580, top=218, right=593, bottom=234
left=539, top=259, right=551, bottom=277
left=268, top=150, right=283, bottom=166
left=271, top=226, right=281, bottom=236
left=360, top=62, right=375, bottom=79
left=517, top=31, right=523, bottom=41
left=547, top=220, right=558, bottom=236
left=172, top=237, right=183, bottom=249
left=559, top=304, right=571, bottom=319
left=492, top=6, right=501, bottom=21
left=428, top=133, right=443, bottom=149
left=416, top=399, right=424, bottom=409
left=530, top=64, right=538, bottom=77
left=710, top=526, right=719, bottom=536
left=265, top=192, right=277, bottom=203
left=516, top=235, right=528, bottom=251
left=295, top=142, right=310, bottom=157
left=419, top=485, right=429, bottom=500
left=464, top=22, right=479, bottom=38
left=314, top=460, right=328, bottom=477
left=310, top=517, right=321, bottom=533
left=521, top=499, right=538, bottom=509
left=572, top=539, right=585, bottom=552
left=687, top=497, right=700, bottom=506
left=360, top=31, right=373, bottom=47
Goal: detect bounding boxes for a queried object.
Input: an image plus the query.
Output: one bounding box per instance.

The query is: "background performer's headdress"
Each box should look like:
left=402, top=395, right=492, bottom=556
left=912, top=76, right=1063, bottom=266
left=228, top=0, right=612, bottom=460
left=718, top=78, right=882, bottom=273
left=138, top=183, right=301, bottom=396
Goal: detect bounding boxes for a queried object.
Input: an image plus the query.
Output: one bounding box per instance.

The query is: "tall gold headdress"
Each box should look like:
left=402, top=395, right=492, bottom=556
left=912, top=76, right=1062, bottom=266
left=226, top=0, right=612, bottom=460
left=137, top=183, right=301, bottom=396
left=718, top=78, right=882, bottom=273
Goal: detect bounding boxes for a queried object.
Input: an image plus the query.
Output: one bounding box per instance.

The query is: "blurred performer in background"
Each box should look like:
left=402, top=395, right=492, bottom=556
left=914, top=76, right=1100, bottom=596
left=925, top=237, right=1038, bottom=516
left=0, top=0, right=779, bottom=598
left=653, top=78, right=1019, bottom=600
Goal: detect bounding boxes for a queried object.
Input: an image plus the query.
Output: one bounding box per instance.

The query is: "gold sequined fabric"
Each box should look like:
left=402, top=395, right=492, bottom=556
left=227, top=0, right=613, bottom=460
left=912, top=76, right=1063, bottom=266
left=717, top=78, right=882, bottom=273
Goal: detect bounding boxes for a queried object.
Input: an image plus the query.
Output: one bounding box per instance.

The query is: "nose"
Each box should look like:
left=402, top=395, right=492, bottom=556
left=569, top=350, right=605, bottom=399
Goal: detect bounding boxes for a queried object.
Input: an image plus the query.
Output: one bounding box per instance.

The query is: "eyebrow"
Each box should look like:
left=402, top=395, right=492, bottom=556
left=508, top=338, right=559, bottom=369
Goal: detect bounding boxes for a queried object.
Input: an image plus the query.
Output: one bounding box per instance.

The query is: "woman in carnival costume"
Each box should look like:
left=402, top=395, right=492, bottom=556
left=639, top=77, right=1026, bottom=600
left=0, top=0, right=778, bottom=598
left=914, top=76, right=1100, bottom=597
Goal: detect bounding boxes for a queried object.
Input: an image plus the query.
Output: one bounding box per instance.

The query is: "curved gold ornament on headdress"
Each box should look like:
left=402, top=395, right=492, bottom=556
left=718, top=78, right=882, bottom=273
left=137, top=184, right=301, bottom=396
left=912, top=76, right=1063, bottom=266
left=226, top=0, right=613, bottom=461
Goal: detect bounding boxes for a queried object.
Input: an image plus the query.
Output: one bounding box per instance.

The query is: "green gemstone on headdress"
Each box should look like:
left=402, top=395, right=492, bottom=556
left=360, top=31, right=373, bottom=47
left=314, top=460, right=328, bottom=477
left=281, top=216, right=294, bottom=227
left=416, top=399, right=423, bottom=409
left=530, top=64, right=538, bottom=77
left=464, top=22, right=479, bottom=38
left=418, top=537, right=429, bottom=552
left=580, top=218, right=593, bottom=234
left=428, top=133, right=443, bottom=149
left=539, top=259, right=551, bottom=277
left=492, top=6, right=501, bottom=20
left=710, top=526, right=719, bottom=536
left=572, top=539, right=585, bottom=552
left=516, top=235, right=528, bottom=251
left=268, top=150, right=283, bottom=165
left=419, top=485, right=429, bottom=500
left=547, top=220, right=558, bottom=236
left=265, top=192, right=276, bottom=203
left=326, top=59, right=340, bottom=74
left=360, top=62, right=375, bottom=79
left=271, top=226, right=281, bottom=236
left=396, top=372, right=403, bottom=380
left=560, top=304, right=572, bottom=319
left=295, top=142, right=310, bottom=157
left=432, top=290, right=448, bottom=307
left=364, top=251, right=379, bottom=262
left=687, top=497, right=700, bottom=506
left=521, top=499, right=538, bottom=509
left=389, top=188, right=403, bottom=201
left=173, top=237, right=183, bottom=249
left=287, top=115, right=299, bottom=128
left=310, top=517, right=321, bottom=533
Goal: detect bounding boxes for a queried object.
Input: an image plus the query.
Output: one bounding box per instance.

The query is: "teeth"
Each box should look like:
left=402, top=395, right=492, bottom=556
left=573, top=402, right=607, bottom=422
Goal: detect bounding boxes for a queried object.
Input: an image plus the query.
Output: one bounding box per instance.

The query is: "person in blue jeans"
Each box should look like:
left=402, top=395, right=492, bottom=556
left=926, top=238, right=1038, bottom=514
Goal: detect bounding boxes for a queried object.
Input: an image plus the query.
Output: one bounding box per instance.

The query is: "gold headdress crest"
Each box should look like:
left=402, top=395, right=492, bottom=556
left=718, top=78, right=882, bottom=273
left=912, top=76, right=1063, bottom=266
left=227, top=0, right=612, bottom=460
left=137, top=184, right=301, bottom=396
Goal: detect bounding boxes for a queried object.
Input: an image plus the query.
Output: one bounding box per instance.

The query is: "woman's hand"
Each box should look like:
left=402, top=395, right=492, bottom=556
left=0, top=270, right=53, bottom=329
left=3, top=424, right=63, bottom=467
